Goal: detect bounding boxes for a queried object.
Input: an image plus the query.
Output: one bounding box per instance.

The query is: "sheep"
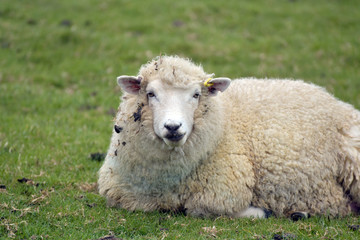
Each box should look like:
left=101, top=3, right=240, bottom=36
left=98, top=55, right=360, bottom=218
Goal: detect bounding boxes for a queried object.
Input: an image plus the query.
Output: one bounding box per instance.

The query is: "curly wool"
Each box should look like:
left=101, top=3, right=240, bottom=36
left=98, top=56, right=360, bottom=217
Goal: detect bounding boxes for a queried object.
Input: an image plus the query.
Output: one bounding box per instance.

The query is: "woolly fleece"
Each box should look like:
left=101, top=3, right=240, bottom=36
left=98, top=56, right=360, bottom=218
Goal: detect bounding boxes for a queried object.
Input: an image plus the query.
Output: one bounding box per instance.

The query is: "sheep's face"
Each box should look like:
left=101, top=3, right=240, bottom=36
left=146, top=79, right=200, bottom=147
left=117, top=75, right=230, bottom=148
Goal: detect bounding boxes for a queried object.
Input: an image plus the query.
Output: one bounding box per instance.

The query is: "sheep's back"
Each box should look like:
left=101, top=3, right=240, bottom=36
left=219, top=78, right=356, bottom=216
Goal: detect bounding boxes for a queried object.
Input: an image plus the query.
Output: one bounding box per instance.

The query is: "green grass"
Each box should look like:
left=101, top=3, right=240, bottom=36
left=1, top=0, right=360, bottom=239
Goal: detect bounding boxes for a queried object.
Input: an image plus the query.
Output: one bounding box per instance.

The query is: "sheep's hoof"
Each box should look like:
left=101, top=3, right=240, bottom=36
left=263, top=208, right=273, bottom=218
left=290, top=212, right=310, bottom=221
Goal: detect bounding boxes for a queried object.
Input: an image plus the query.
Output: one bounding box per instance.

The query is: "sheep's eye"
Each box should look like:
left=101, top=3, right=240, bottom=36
left=193, top=93, right=200, bottom=99
left=147, top=92, right=155, bottom=98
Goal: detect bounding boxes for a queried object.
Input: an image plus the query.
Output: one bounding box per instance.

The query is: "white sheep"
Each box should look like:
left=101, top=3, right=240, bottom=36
left=98, top=55, right=360, bottom=218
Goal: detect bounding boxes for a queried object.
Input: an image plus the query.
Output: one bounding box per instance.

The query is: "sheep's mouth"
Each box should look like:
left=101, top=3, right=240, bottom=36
left=165, top=133, right=185, bottom=142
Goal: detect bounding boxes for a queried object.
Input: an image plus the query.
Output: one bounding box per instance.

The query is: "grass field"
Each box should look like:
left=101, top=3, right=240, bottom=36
left=1, top=0, right=360, bottom=239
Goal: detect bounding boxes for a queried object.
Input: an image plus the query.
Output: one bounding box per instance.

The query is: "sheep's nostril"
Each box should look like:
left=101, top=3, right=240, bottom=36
left=164, top=123, right=182, bottom=132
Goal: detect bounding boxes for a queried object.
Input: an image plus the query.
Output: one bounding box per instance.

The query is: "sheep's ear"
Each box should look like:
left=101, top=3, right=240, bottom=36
left=205, top=77, right=231, bottom=96
left=117, top=75, right=143, bottom=95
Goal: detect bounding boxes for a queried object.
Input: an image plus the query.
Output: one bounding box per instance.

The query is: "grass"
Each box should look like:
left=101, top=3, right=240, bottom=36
left=1, top=0, right=360, bottom=239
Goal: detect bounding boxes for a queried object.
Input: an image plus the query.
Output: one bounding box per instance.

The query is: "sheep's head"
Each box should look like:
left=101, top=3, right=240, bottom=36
left=117, top=56, right=231, bottom=147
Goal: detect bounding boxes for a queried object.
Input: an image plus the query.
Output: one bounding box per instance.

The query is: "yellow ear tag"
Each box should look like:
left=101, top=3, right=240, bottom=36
left=204, top=78, right=214, bottom=87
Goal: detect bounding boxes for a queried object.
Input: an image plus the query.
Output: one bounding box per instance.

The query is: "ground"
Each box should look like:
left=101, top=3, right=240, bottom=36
left=1, top=0, right=360, bottom=239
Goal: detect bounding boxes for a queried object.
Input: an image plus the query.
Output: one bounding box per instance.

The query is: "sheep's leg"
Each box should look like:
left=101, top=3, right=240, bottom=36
left=290, top=212, right=310, bottom=221
left=233, top=206, right=268, bottom=218
left=237, top=208, right=311, bottom=220
left=186, top=205, right=269, bottom=219
left=184, top=153, right=256, bottom=218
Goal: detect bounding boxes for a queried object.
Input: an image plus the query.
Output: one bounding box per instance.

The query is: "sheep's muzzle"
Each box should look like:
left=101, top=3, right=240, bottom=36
left=165, top=132, right=185, bottom=142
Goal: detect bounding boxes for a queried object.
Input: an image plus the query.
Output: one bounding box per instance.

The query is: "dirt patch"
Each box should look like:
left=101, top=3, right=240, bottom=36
left=272, top=233, right=297, bottom=240
left=173, top=20, right=184, bottom=28
left=348, top=225, right=360, bottom=231
left=114, top=125, right=123, bottom=133
left=27, top=19, right=37, bottom=25
left=90, top=153, right=106, bottom=161
left=60, top=19, right=72, bottom=27
left=133, top=103, right=144, bottom=122
left=79, top=104, right=98, bottom=111
left=86, top=203, right=97, bottom=208
left=94, top=235, right=122, bottom=240
left=77, top=182, right=97, bottom=193
left=17, top=178, right=39, bottom=187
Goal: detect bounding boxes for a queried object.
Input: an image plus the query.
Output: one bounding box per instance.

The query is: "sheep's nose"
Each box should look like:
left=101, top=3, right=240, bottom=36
left=164, top=123, right=182, bottom=132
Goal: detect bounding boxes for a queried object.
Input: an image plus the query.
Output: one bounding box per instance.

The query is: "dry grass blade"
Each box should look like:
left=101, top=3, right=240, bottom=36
left=201, top=226, right=219, bottom=238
